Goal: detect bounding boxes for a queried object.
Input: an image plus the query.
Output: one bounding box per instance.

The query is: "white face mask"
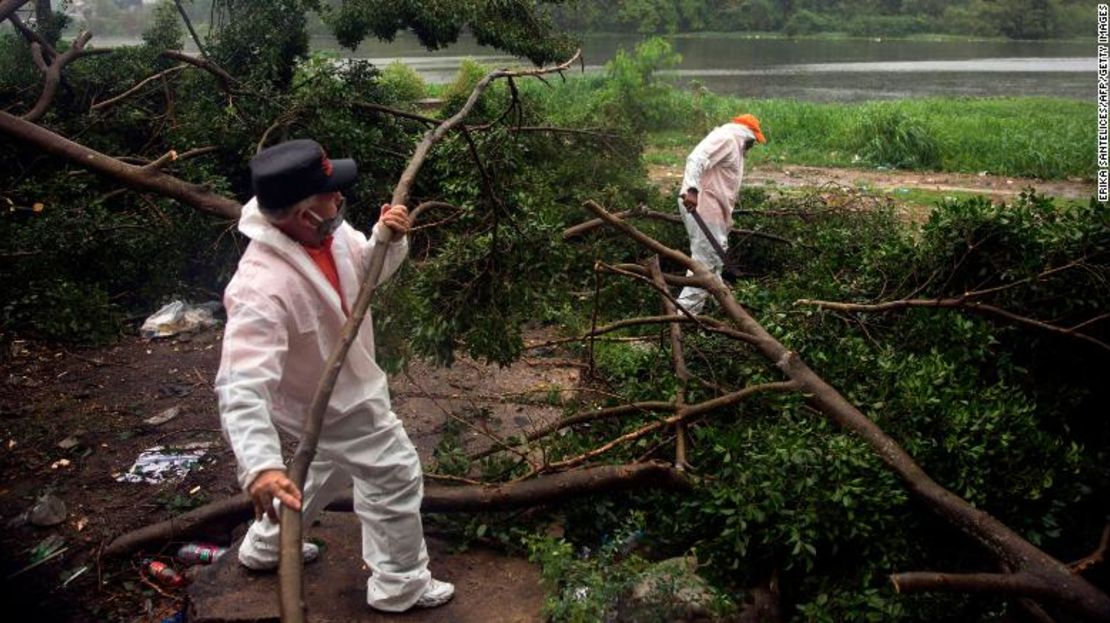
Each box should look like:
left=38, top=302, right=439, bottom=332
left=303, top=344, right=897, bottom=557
left=304, top=197, right=347, bottom=240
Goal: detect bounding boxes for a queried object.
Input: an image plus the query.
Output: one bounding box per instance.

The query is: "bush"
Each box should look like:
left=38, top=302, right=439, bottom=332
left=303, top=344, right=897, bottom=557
left=376, top=61, right=427, bottom=104
left=852, top=108, right=941, bottom=170
left=845, top=15, right=936, bottom=37
left=783, top=9, right=835, bottom=36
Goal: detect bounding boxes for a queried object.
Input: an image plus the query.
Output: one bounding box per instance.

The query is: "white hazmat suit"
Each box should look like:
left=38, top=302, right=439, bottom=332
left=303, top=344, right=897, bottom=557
left=215, top=198, right=429, bottom=611
left=676, top=122, right=758, bottom=314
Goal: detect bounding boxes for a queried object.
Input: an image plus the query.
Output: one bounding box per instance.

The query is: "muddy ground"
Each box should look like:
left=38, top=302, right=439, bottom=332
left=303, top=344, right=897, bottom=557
left=0, top=325, right=580, bottom=622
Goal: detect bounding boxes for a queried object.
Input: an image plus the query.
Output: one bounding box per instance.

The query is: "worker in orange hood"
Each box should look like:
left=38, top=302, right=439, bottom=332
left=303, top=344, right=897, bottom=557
left=677, top=114, right=766, bottom=314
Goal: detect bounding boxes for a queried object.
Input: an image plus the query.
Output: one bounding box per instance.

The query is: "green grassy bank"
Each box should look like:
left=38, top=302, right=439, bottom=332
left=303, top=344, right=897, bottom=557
left=646, top=96, right=1095, bottom=180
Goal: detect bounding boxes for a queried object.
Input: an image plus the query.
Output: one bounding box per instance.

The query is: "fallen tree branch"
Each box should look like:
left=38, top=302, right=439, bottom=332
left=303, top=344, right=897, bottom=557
left=8, top=12, right=54, bottom=58
left=581, top=199, right=1110, bottom=620
left=0, top=111, right=240, bottom=219
left=647, top=255, right=691, bottom=469
left=91, top=64, right=189, bottom=112
left=102, top=462, right=687, bottom=559
left=159, top=50, right=236, bottom=92
left=796, top=297, right=1110, bottom=355
left=564, top=204, right=793, bottom=246
left=891, top=571, right=1061, bottom=601
left=0, top=0, right=30, bottom=23
left=1071, top=524, right=1110, bottom=575
left=23, top=31, right=92, bottom=122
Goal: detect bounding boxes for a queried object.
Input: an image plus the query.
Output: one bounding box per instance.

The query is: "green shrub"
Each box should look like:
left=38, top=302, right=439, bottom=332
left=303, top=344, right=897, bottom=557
left=852, top=108, right=941, bottom=170
left=783, top=10, right=835, bottom=36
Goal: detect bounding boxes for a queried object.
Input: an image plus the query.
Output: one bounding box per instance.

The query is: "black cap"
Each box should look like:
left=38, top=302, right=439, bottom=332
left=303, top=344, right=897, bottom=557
left=249, top=139, right=357, bottom=215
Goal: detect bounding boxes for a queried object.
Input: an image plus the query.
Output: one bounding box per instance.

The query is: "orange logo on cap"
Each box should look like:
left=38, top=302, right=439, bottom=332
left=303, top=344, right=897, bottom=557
left=320, top=150, right=333, bottom=176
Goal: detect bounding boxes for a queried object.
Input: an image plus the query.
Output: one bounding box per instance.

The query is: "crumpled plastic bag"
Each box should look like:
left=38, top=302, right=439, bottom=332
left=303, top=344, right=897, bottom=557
left=140, top=301, right=221, bottom=339
left=115, top=442, right=213, bottom=484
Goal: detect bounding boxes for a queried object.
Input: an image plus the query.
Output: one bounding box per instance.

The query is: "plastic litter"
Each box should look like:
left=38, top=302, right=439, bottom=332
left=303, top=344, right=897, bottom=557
left=140, top=300, right=221, bottom=339
left=176, top=543, right=227, bottom=565
left=115, top=442, right=212, bottom=484
left=144, top=406, right=182, bottom=426
left=145, top=560, right=184, bottom=587
left=28, top=493, right=67, bottom=527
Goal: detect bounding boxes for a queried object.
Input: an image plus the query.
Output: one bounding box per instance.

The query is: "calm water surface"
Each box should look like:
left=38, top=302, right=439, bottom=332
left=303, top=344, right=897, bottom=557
left=95, top=32, right=1095, bottom=102
left=335, top=33, right=1095, bottom=101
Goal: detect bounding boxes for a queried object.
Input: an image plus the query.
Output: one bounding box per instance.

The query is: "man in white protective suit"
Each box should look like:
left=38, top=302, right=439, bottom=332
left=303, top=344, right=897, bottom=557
left=215, top=139, right=454, bottom=612
left=677, top=114, right=766, bottom=314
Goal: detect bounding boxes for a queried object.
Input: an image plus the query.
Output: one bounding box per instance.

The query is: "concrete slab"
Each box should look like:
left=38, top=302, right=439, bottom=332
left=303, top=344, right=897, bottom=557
left=187, top=512, right=545, bottom=622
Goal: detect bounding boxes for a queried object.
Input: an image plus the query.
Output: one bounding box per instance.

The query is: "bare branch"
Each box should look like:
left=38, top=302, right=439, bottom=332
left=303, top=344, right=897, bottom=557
left=0, top=0, right=31, bottom=23
left=1070, top=524, right=1110, bottom=575
left=8, top=13, right=54, bottom=58
left=103, top=462, right=689, bottom=558
left=160, top=50, right=237, bottom=91
left=91, top=65, right=189, bottom=112
left=891, top=572, right=1062, bottom=601
left=0, top=111, right=240, bottom=219
left=796, top=297, right=1110, bottom=354
left=23, top=31, right=93, bottom=122
left=565, top=204, right=793, bottom=246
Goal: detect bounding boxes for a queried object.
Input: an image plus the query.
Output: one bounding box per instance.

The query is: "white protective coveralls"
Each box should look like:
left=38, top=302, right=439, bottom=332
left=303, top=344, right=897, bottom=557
left=215, top=198, right=427, bottom=611
left=676, top=122, right=757, bottom=314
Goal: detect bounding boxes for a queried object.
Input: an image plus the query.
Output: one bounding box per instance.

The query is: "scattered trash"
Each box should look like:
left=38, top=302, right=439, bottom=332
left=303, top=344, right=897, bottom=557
left=160, top=612, right=185, bottom=623
left=9, top=340, right=29, bottom=358
left=145, top=560, right=184, bottom=587
left=50, top=458, right=71, bottom=469
left=75, top=517, right=88, bottom=532
left=176, top=543, right=228, bottom=565
left=61, top=565, right=88, bottom=588
left=57, top=436, right=80, bottom=450
left=115, top=442, right=212, bottom=484
left=28, top=493, right=67, bottom=527
left=144, top=406, right=182, bottom=426
left=8, top=535, right=67, bottom=579
left=140, top=301, right=221, bottom=339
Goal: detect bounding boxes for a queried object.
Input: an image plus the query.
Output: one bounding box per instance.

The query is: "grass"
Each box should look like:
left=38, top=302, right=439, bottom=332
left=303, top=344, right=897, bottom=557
left=644, top=95, right=1095, bottom=180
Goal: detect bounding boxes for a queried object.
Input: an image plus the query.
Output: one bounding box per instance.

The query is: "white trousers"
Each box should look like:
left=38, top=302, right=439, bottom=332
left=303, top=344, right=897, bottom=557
left=238, top=409, right=431, bottom=612
left=676, top=199, right=730, bottom=315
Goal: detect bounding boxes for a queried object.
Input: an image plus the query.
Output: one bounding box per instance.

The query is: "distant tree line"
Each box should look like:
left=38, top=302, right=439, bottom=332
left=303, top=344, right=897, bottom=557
left=550, top=0, right=1091, bottom=39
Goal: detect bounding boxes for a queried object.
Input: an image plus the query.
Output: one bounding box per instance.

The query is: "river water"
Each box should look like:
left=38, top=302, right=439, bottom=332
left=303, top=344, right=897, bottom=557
left=91, top=31, right=1094, bottom=102
left=330, top=32, right=1094, bottom=102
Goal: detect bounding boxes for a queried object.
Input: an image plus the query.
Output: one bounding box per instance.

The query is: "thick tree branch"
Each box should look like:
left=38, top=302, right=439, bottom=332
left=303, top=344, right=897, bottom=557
left=102, top=462, right=688, bottom=559
left=891, top=572, right=1061, bottom=601
left=23, top=31, right=92, bottom=122
left=0, top=0, right=30, bottom=23
left=0, top=111, right=240, bottom=219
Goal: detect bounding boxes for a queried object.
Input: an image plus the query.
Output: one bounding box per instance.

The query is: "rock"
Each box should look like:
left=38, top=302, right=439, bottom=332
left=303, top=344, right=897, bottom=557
left=57, top=436, right=80, bottom=450
left=29, top=493, right=67, bottom=527
left=145, top=406, right=182, bottom=426
left=614, top=556, right=720, bottom=622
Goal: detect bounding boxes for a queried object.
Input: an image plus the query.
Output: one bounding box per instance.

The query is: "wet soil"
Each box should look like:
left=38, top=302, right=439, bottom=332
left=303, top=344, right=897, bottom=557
left=0, top=326, right=579, bottom=622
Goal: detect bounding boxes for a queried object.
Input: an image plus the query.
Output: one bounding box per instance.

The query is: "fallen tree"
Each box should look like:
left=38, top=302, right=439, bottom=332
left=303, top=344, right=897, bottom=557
left=570, top=199, right=1110, bottom=621
left=102, top=462, right=690, bottom=559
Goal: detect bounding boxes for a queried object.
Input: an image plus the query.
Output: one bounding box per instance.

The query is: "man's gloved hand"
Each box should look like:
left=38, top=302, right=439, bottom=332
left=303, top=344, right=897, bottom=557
left=248, top=469, right=302, bottom=523
left=380, top=204, right=411, bottom=236
left=680, top=189, right=698, bottom=212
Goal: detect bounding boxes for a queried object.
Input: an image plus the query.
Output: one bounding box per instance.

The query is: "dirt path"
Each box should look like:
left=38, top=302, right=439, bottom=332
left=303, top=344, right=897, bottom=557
left=0, top=326, right=580, bottom=622
left=648, top=162, right=1095, bottom=202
